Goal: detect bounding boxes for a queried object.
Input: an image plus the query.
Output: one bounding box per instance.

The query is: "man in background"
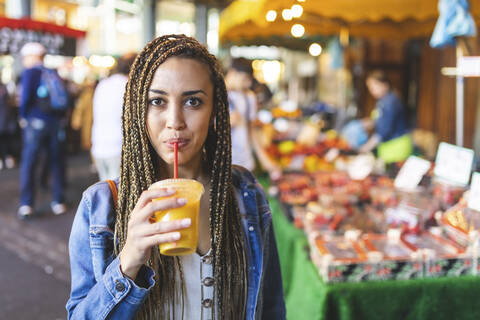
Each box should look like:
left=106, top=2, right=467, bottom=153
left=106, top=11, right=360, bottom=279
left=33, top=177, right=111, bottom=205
left=18, top=42, right=68, bottom=219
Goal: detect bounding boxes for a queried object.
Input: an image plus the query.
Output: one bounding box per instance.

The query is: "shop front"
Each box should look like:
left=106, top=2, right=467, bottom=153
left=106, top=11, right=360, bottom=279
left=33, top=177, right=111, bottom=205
left=220, top=1, right=480, bottom=319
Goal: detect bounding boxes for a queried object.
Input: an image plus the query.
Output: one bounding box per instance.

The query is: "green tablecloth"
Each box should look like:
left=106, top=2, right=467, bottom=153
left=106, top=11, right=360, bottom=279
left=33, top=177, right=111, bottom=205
left=266, top=189, right=480, bottom=320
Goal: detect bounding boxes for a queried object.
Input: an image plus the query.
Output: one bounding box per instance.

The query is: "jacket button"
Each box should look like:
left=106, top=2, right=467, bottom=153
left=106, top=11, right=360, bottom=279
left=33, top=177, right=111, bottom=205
left=202, top=298, right=213, bottom=308
left=202, top=277, right=214, bottom=287
left=115, top=280, right=125, bottom=292
left=202, top=255, right=212, bottom=264
left=243, top=192, right=249, bottom=197
left=248, top=226, right=254, bottom=232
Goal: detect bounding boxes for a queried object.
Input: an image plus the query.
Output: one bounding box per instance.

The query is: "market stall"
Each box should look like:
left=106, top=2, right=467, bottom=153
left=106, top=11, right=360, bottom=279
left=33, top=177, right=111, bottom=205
left=266, top=187, right=480, bottom=320
left=219, top=1, right=480, bottom=317
left=252, top=107, right=480, bottom=319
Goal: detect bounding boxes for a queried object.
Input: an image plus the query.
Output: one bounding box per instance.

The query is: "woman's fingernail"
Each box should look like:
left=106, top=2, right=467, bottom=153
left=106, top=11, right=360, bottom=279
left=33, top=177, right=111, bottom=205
left=177, top=198, right=187, bottom=205
left=181, top=218, right=191, bottom=227
left=172, top=232, right=181, bottom=240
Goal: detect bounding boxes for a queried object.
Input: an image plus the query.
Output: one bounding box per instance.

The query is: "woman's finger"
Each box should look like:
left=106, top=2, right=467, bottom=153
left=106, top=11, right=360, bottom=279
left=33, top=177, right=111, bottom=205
left=141, top=231, right=182, bottom=248
left=132, top=188, right=176, bottom=213
left=137, top=218, right=191, bottom=237
left=135, top=197, right=187, bottom=222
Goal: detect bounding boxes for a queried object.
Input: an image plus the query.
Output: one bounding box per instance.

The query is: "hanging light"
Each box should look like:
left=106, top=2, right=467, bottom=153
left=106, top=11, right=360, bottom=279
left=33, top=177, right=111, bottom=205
left=291, top=24, right=305, bottom=38
left=282, top=9, right=293, bottom=21
left=309, top=43, right=322, bottom=56
left=291, top=4, right=303, bottom=18
left=266, top=10, right=277, bottom=22
left=297, top=0, right=306, bottom=2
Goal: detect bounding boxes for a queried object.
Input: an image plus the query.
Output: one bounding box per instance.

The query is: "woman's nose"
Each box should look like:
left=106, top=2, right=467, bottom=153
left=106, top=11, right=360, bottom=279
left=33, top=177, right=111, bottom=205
left=166, top=104, right=186, bottom=130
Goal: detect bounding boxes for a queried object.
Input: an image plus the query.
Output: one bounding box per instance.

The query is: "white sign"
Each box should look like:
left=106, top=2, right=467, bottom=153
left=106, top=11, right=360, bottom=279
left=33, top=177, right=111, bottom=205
left=0, top=27, right=65, bottom=55
left=458, top=56, right=480, bottom=77
left=434, top=142, right=474, bottom=186
left=230, top=45, right=280, bottom=60
left=394, top=156, right=431, bottom=190
left=347, top=153, right=375, bottom=181
left=468, top=172, right=480, bottom=212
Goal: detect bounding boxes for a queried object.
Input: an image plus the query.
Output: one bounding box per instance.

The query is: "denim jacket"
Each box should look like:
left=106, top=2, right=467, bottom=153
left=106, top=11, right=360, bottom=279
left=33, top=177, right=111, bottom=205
left=66, top=166, right=286, bottom=319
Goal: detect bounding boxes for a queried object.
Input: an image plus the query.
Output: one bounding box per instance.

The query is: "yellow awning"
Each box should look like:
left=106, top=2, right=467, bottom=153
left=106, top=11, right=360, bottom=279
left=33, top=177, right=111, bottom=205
left=220, top=0, right=480, bottom=42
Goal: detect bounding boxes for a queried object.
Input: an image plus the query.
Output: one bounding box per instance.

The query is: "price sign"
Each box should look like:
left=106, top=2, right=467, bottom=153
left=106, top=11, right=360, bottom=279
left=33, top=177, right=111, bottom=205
left=458, top=56, right=480, bottom=77
left=468, top=172, right=480, bottom=212
left=394, top=156, right=431, bottom=190
left=434, top=142, right=474, bottom=186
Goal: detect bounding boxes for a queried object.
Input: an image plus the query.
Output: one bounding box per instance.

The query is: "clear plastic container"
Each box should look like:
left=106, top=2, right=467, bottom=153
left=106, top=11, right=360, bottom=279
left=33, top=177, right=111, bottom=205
left=432, top=177, right=467, bottom=210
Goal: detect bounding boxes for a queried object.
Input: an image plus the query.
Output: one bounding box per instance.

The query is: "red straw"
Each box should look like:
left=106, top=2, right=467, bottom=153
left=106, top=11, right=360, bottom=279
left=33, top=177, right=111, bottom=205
left=174, top=142, right=178, bottom=179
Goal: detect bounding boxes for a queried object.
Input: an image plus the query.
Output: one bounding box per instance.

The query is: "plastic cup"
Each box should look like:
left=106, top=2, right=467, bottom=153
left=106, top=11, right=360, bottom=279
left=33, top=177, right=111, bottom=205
left=149, top=178, right=204, bottom=256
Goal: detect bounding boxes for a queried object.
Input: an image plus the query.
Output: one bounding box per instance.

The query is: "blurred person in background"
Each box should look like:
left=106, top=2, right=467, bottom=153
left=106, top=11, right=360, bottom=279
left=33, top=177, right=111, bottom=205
left=40, top=78, right=79, bottom=189
left=17, top=42, right=69, bottom=219
left=225, top=58, right=281, bottom=179
left=91, top=53, right=135, bottom=181
left=252, top=78, right=274, bottom=109
left=71, top=77, right=97, bottom=152
left=0, top=79, right=17, bottom=170
left=359, top=70, right=412, bottom=163
left=64, top=79, right=83, bottom=154
left=225, top=58, right=257, bottom=171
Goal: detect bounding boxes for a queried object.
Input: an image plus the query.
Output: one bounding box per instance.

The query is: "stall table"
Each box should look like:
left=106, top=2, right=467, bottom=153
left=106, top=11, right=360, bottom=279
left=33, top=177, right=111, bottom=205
left=261, top=179, right=480, bottom=320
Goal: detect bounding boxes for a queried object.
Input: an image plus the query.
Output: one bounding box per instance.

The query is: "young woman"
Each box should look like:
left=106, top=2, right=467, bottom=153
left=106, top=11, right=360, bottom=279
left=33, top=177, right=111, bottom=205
left=359, top=70, right=412, bottom=163
left=66, top=35, right=285, bottom=319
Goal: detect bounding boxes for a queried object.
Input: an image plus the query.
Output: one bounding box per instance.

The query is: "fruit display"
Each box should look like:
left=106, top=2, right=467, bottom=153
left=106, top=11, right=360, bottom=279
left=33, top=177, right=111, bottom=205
left=273, top=163, right=480, bottom=282
left=384, top=189, right=440, bottom=234
left=302, top=202, right=353, bottom=234
left=271, top=106, right=302, bottom=118
left=310, top=233, right=377, bottom=283
left=266, top=122, right=478, bottom=283
left=361, top=232, right=424, bottom=280
left=402, top=231, right=471, bottom=277
left=277, top=173, right=317, bottom=205
left=264, top=127, right=351, bottom=172
left=438, top=197, right=480, bottom=248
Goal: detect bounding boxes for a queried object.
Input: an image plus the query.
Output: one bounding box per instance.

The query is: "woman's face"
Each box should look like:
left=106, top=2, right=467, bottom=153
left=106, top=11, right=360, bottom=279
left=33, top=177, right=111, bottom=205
left=366, top=78, right=389, bottom=99
left=146, top=57, right=214, bottom=167
left=226, top=70, right=252, bottom=92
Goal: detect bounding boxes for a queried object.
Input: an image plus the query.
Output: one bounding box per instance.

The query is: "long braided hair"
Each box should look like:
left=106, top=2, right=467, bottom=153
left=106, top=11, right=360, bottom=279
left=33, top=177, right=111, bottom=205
left=114, top=34, right=247, bottom=319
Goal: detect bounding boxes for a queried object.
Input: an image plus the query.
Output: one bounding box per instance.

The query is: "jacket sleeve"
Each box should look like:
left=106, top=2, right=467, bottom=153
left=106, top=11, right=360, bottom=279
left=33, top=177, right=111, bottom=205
left=260, top=221, right=286, bottom=319
left=66, top=192, right=155, bottom=320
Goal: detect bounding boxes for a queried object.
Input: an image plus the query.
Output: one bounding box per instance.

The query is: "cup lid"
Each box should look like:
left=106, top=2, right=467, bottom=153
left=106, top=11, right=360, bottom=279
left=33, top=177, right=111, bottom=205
left=149, top=178, right=205, bottom=194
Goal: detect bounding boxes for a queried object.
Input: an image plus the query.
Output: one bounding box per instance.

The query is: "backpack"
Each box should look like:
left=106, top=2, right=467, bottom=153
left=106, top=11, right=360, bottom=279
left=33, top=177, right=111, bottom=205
left=36, top=67, right=69, bottom=111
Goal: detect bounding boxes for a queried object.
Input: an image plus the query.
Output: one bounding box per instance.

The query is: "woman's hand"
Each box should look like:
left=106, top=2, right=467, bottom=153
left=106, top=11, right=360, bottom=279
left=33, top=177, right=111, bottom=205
left=361, top=118, right=374, bottom=132
left=118, top=188, right=190, bottom=280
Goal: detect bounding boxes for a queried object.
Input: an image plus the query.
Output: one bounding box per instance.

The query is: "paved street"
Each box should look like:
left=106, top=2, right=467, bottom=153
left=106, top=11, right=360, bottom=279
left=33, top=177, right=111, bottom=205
left=0, top=152, right=98, bottom=320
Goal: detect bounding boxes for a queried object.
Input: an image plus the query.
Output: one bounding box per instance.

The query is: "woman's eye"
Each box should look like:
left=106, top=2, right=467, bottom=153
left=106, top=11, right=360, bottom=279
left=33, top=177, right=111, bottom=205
left=185, top=97, right=202, bottom=108
left=149, top=98, right=164, bottom=106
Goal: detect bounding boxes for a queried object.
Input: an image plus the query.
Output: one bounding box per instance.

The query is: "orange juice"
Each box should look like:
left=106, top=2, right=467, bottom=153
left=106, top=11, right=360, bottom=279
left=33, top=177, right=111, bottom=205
left=149, top=179, right=204, bottom=256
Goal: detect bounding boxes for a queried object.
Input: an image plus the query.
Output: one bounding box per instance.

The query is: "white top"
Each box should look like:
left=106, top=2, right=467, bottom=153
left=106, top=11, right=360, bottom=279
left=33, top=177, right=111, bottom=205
left=91, top=74, right=127, bottom=159
left=174, top=249, right=214, bottom=320
left=229, top=91, right=258, bottom=171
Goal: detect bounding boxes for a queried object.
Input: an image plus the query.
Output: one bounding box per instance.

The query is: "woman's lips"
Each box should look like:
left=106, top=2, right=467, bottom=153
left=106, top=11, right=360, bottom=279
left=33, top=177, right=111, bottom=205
left=165, top=138, right=189, bottom=149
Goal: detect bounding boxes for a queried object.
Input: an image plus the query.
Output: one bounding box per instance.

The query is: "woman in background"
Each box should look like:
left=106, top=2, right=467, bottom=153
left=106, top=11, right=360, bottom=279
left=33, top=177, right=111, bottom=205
left=359, top=70, right=412, bottom=163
